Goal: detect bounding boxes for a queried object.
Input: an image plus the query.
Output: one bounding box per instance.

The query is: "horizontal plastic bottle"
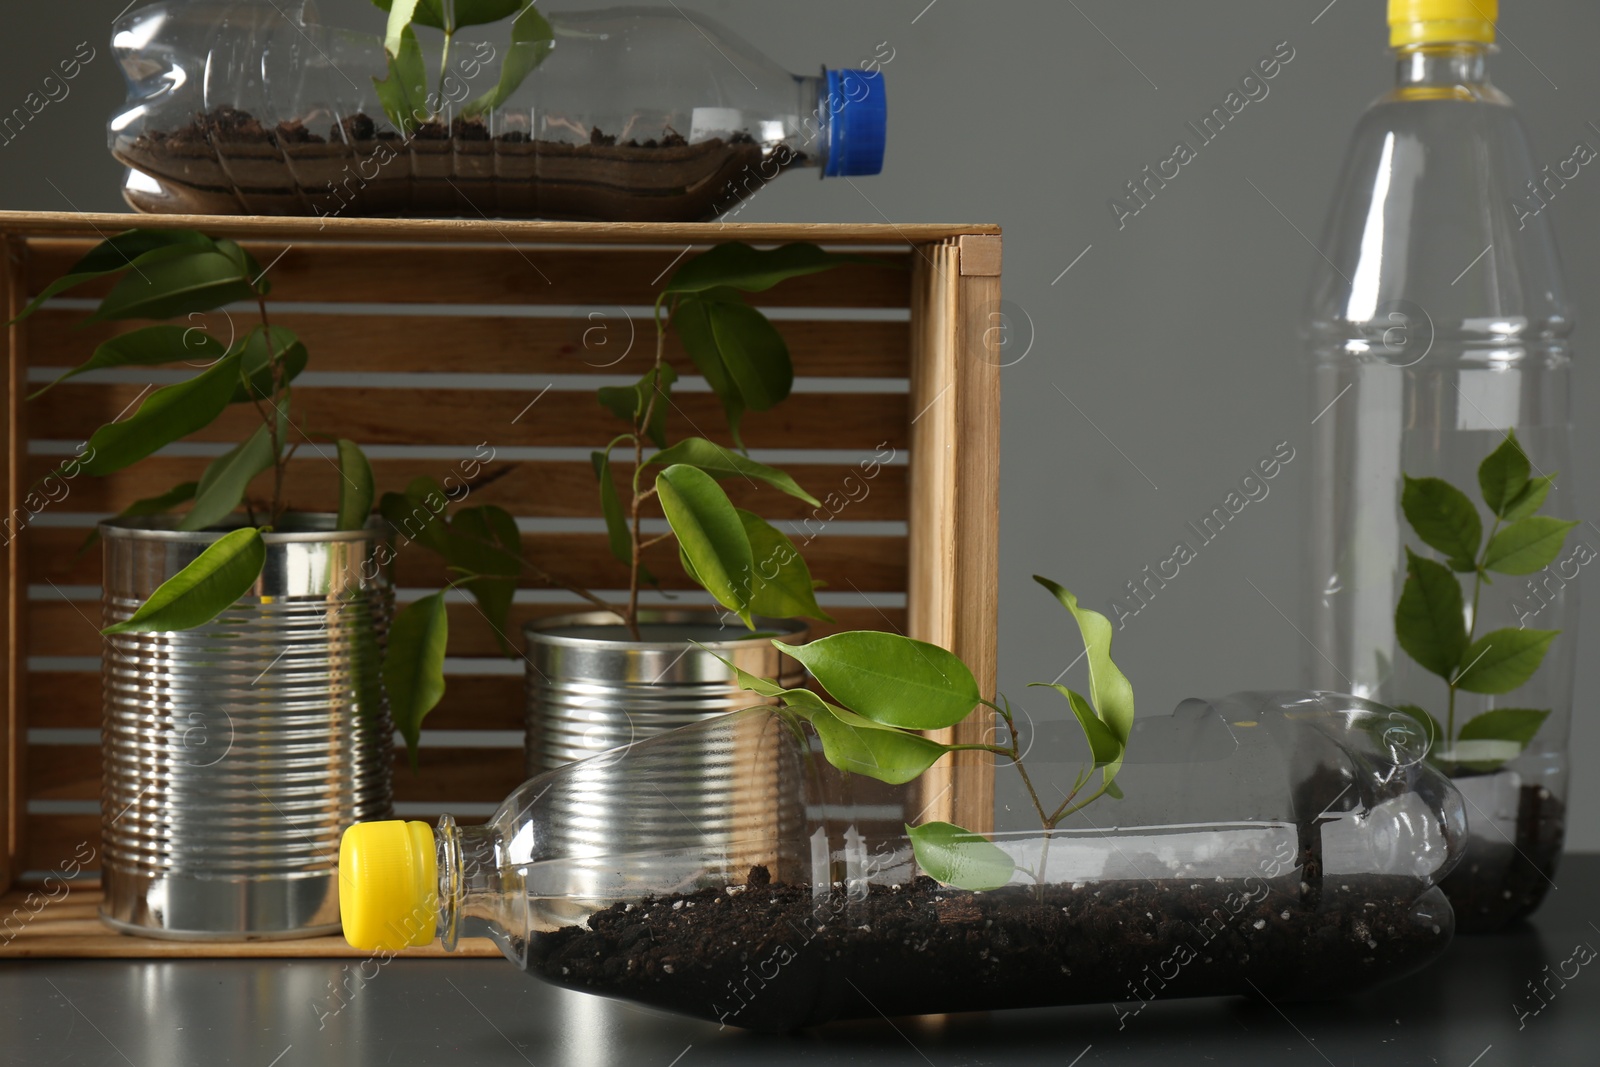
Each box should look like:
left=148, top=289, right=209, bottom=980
left=340, top=692, right=1464, bottom=1030
left=110, top=1, right=886, bottom=219
left=1303, top=0, right=1577, bottom=931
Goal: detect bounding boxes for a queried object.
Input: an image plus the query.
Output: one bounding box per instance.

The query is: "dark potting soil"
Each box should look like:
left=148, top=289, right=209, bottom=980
left=117, top=107, right=800, bottom=221
left=1440, top=784, right=1564, bottom=934
left=527, top=862, right=1452, bottom=1031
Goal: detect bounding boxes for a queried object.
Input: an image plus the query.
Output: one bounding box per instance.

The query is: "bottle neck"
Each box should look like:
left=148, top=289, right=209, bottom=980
left=434, top=814, right=509, bottom=951
left=1394, top=43, right=1489, bottom=88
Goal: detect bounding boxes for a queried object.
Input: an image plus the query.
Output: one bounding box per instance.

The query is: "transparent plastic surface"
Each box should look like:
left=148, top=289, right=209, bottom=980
left=1303, top=43, right=1576, bottom=931
left=424, top=692, right=1463, bottom=1030
left=110, top=1, right=877, bottom=219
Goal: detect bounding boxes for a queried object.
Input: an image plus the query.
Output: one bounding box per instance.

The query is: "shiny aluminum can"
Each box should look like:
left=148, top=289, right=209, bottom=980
left=522, top=611, right=807, bottom=896
left=98, top=516, right=393, bottom=939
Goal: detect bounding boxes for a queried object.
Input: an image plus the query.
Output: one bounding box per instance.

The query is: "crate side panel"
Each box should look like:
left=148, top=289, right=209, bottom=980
left=24, top=243, right=912, bottom=309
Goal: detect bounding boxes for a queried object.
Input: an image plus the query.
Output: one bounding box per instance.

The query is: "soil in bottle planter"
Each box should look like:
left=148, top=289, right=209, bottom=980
left=1437, top=781, right=1564, bottom=933
left=109, top=5, right=885, bottom=221
left=530, top=864, right=1451, bottom=1031
left=117, top=107, right=802, bottom=221
left=339, top=695, right=1467, bottom=1030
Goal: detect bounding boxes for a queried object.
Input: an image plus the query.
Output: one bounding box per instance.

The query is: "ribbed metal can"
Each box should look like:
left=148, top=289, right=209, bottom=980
left=522, top=611, right=807, bottom=894
left=98, top=516, right=394, bottom=940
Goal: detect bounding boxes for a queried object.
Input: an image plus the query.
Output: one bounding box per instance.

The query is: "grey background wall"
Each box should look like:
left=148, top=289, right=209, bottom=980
left=2, top=0, right=1596, bottom=843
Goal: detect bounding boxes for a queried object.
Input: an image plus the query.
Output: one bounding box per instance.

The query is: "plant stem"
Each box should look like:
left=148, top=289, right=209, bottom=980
left=438, top=30, right=453, bottom=121
left=1449, top=515, right=1501, bottom=741
left=625, top=299, right=672, bottom=641
left=254, top=294, right=287, bottom=525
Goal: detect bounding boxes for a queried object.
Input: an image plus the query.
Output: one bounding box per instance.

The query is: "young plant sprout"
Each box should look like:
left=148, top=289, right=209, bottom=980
left=723, top=575, right=1134, bottom=891
left=372, top=0, right=555, bottom=135
left=378, top=243, right=885, bottom=761
left=1392, top=431, right=1576, bottom=771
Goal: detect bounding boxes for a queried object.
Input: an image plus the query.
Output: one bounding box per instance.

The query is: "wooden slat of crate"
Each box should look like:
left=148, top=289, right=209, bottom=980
left=27, top=528, right=907, bottom=594
left=32, top=383, right=907, bottom=451
left=0, top=212, right=1000, bottom=960
left=0, top=888, right=499, bottom=958
left=25, top=242, right=910, bottom=309
left=27, top=311, right=912, bottom=379
left=23, top=456, right=910, bottom=522
left=0, top=211, right=997, bottom=245
left=29, top=600, right=906, bottom=662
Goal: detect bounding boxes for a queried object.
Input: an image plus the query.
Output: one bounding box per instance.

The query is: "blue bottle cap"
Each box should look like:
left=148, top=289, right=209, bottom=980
left=823, top=68, right=886, bottom=177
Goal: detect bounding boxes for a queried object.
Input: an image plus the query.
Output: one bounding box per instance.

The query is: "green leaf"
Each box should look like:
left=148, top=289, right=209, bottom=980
left=444, top=506, right=523, bottom=579
left=179, top=418, right=279, bottom=531
left=336, top=440, right=375, bottom=531
left=381, top=0, right=425, bottom=57
left=707, top=299, right=793, bottom=412
left=597, top=364, right=677, bottom=449
left=1394, top=703, right=1446, bottom=754
left=28, top=324, right=228, bottom=400
left=808, top=702, right=949, bottom=785
left=1502, top=474, right=1555, bottom=523
left=1032, top=576, right=1135, bottom=744
left=736, top=510, right=833, bottom=622
left=674, top=294, right=745, bottom=448
left=74, top=350, right=245, bottom=478
left=231, top=325, right=308, bottom=404
left=373, top=23, right=428, bottom=134
left=906, top=821, right=1015, bottom=892
left=213, top=239, right=265, bottom=288
left=372, top=0, right=523, bottom=30
left=1029, top=683, right=1123, bottom=766
left=85, top=250, right=255, bottom=323
left=101, top=527, right=265, bottom=634
left=590, top=449, right=632, bottom=568
left=701, top=647, right=789, bottom=699
left=1479, top=432, right=1532, bottom=516
left=463, top=3, right=554, bottom=116
left=449, top=505, right=521, bottom=655
left=1482, top=517, right=1579, bottom=576
left=783, top=631, right=980, bottom=731
left=379, top=477, right=451, bottom=552
left=82, top=480, right=199, bottom=553
left=1401, top=475, right=1482, bottom=564
left=1395, top=548, right=1468, bottom=680
left=7, top=231, right=218, bottom=325
left=644, top=437, right=819, bottom=506
left=663, top=243, right=879, bottom=296
left=384, top=592, right=449, bottom=771
left=656, top=465, right=753, bottom=624
left=1459, top=707, right=1550, bottom=748
left=1454, top=628, right=1559, bottom=695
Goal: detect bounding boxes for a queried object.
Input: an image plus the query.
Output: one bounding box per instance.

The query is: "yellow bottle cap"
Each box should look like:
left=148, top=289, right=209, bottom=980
left=1389, top=0, right=1497, bottom=46
left=338, top=820, right=439, bottom=951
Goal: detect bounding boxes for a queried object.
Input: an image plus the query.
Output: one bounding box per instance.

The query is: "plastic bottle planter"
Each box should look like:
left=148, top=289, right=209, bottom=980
left=340, top=691, right=1464, bottom=1028
left=1303, top=17, right=1578, bottom=932
left=109, top=2, right=887, bottom=220
left=100, top=516, right=392, bottom=939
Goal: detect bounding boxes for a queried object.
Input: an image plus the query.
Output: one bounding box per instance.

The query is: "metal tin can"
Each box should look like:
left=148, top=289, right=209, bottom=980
left=522, top=611, right=807, bottom=897
left=98, top=516, right=393, bottom=939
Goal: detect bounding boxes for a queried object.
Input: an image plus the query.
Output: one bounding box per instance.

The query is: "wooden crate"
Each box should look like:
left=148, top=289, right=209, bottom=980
left=0, top=211, right=1001, bottom=956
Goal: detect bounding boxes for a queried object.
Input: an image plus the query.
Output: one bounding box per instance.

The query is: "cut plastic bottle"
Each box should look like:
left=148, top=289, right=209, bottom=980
left=109, top=1, right=887, bottom=220
left=340, top=692, right=1464, bottom=1030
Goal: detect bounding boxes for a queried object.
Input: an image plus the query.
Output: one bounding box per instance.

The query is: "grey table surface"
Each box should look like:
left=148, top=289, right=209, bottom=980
left=3, top=857, right=1597, bottom=1067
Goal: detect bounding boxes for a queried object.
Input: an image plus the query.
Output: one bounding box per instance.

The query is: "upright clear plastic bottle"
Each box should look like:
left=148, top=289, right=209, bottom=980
left=1305, top=0, right=1578, bottom=931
